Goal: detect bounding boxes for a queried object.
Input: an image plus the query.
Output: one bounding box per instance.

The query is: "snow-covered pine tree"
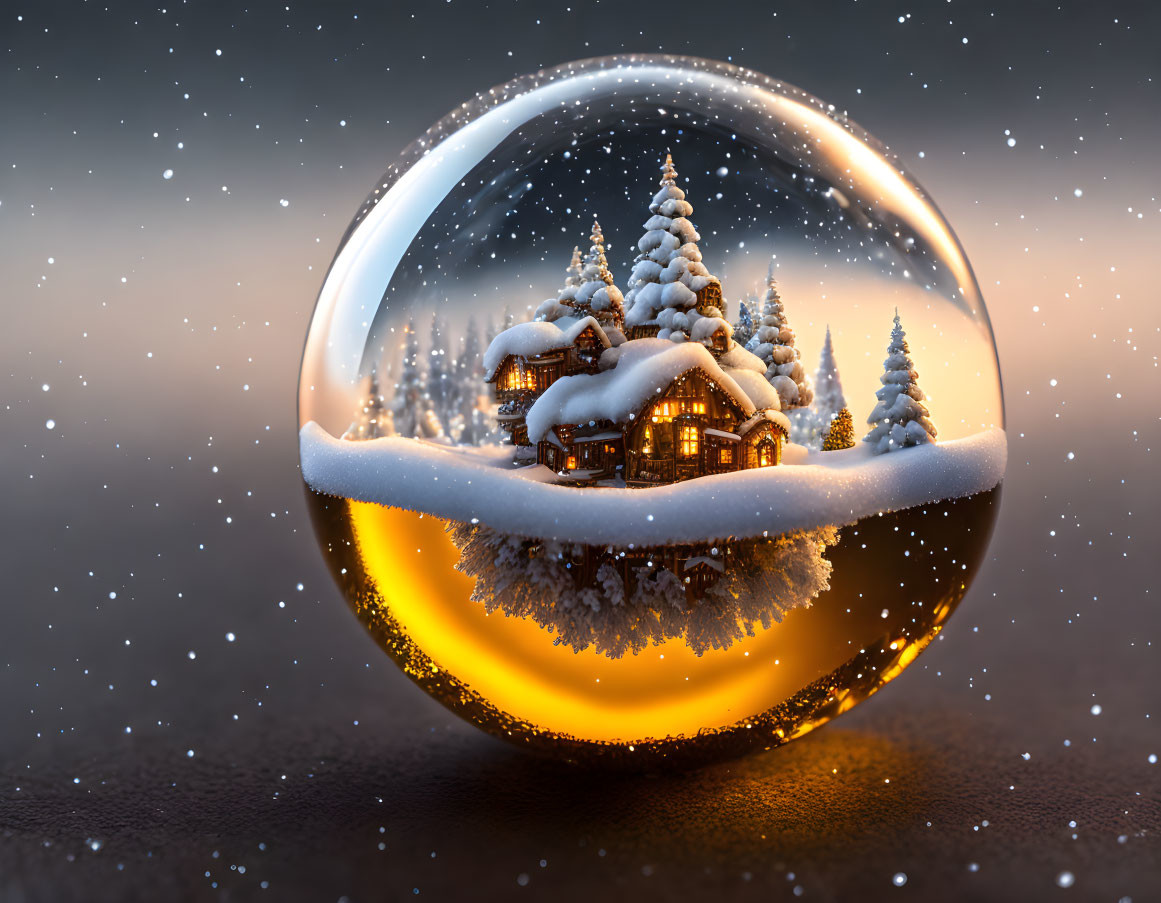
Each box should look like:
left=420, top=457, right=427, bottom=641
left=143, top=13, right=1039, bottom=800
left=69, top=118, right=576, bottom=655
left=733, top=298, right=755, bottom=348
left=427, top=312, right=454, bottom=434
left=747, top=264, right=813, bottom=410
left=622, top=153, right=730, bottom=346
left=570, top=219, right=625, bottom=331
left=341, top=369, right=394, bottom=440
left=534, top=245, right=587, bottom=323
left=821, top=407, right=855, bottom=451
left=813, top=325, right=847, bottom=429
left=391, top=319, right=444, bottom=440
left=863, top=310, right=937, bottom=454
left=453, top=317, right=489, bottom=445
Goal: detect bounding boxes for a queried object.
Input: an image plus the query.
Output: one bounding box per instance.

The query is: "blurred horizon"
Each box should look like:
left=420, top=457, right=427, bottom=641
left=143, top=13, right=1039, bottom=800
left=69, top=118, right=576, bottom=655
left=0, top=1, right=1157, bottom=898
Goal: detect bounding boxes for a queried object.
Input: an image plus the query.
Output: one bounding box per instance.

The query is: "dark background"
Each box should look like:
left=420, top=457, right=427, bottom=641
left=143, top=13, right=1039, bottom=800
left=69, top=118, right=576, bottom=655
left=1, top=1, right=1158, bottom=900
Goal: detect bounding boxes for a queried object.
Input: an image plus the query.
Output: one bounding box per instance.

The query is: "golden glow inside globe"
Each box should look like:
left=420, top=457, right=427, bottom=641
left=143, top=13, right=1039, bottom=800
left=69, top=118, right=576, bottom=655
left=298, top=56, right=1005, bottom=767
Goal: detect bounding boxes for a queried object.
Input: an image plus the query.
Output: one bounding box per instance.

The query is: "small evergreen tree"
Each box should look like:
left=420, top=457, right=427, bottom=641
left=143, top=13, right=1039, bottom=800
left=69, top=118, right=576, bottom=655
left=821, top=407, right=855, bottom=451
left=342, top=370, right=393, bottom=440
left=570, top=219, right=625, bottom=330
left=747, top=264, right=813, bottom=409
left=535, top=244, right=594, bottom=323
left=813, top=325, right=847, bottom=429
left=453, top=317, right=489, bottom=445
left=391, top=319, right=444, bottom=440
left=733, top=299, right=755, bottom=348
left=864, top=311, right=937, bottom=453
left=427, top=312, right=454, bottom=434
left=622, top=153, right=729, bottom=344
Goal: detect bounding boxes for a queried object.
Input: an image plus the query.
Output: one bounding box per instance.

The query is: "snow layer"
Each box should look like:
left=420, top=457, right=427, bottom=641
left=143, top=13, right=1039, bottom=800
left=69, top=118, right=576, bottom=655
left=301, top=422, right=1007, bottom=545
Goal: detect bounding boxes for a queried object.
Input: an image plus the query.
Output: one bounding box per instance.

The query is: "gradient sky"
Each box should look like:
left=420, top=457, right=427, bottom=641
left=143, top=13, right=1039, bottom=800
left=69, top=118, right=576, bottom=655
left=0, top=1, right=1158, bottom=898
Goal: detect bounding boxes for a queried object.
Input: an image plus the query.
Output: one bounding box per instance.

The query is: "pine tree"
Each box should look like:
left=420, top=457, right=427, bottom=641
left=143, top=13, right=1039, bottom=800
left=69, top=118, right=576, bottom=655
left=453, top=317, right=489, bottom=445
left=534, top=245, right=588, bottom=323
left=391, top=319, right=444, bottom=440
left=733, top=298, right=755, bottom=348
left=622, top=153, right=730, bottom=345
left=342, top=369, right=393, bottom=440
left=747, top=264, right=813, bottom=409
left=813, top=325, right=847, bottom=428
left=570, top=219, right=625, bottom=330
left=863, top=310, right=937, bottom=454
left=427, top=312, right=454, bottom=434
left=821, top=407, right=855, bottom=451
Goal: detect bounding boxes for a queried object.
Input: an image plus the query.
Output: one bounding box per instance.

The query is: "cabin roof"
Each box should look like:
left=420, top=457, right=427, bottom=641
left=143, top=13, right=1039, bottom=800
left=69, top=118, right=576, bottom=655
left=526, top=339, right=779, bottom=444
left=739, top=409, right=792, bottom=438
left=483, top=315, right=611, bottom=380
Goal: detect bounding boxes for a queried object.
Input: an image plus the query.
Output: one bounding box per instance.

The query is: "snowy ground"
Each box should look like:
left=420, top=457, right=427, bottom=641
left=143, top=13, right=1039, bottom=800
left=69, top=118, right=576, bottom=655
left=300, top=421, right=1006, bottom=545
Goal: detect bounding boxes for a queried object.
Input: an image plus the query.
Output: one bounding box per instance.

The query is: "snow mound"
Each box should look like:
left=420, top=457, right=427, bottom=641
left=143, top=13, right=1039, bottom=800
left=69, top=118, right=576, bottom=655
left=300, top=422, right=1007, bottom=545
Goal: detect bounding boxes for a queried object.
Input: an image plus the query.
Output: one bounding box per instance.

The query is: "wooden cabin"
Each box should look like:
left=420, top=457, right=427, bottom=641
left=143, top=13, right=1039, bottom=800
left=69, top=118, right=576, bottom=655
left=623, top=368, right=785, bottom=485
left=534, top=365, right=786, bottom=485
left=485, top=319, right=610, bottom=446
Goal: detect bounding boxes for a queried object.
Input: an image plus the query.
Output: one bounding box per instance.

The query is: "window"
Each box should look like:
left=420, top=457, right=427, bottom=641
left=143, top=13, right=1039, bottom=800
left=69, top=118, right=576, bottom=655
left=758, top=442, right=774, bottom=467
left=642, top=424, right=654, bottom=454
left=691, top=401, right=706, bottom=415
left=719, top=447, right=733, bottom=464
left=679, top=425, right=699, bottom=457
left=524, top=370, right=537, bottom=391
left=652, top=400, right=677, bottom=422
left=566, top=454, right=577, bottom=470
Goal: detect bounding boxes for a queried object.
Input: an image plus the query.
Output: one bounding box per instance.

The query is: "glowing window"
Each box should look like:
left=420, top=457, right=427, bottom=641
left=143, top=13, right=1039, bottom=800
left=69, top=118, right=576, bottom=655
left=719, top=447, right=733, bottom=464
left=692, top=401, right=706, bottom=414
left=679, top=425, right=699, bottom=457
left=642, top=424, right=654, bottom=454
left=566, top=454, right=577, bottom=470
left=652, top=401, right=675, bottom=423
left=758, top=443, right=774, bottom=467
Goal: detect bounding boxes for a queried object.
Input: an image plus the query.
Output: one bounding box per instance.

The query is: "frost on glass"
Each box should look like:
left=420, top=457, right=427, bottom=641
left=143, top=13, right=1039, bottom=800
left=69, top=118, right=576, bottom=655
left=298, top=56, right=1005, bottom=767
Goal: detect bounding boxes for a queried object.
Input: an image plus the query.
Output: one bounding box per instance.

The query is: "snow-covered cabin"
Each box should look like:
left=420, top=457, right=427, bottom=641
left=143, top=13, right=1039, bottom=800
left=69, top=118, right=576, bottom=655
left=525, top=340, right=790, bottom=484
left=483, top=315, right=615, bottom=446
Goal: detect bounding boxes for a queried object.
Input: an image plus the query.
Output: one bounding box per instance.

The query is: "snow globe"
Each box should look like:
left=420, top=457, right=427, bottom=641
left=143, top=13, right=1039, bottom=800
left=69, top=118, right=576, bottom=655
left=298, top=56, right=1005, bottom=767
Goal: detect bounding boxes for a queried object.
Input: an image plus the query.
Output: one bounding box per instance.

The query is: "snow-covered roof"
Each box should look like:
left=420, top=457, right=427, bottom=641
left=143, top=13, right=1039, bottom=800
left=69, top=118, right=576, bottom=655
left=739, top=408, right=792, bottom=438
left=483, top=315, right=610, bottom=380
left=525, top=339, right=760, bottom=444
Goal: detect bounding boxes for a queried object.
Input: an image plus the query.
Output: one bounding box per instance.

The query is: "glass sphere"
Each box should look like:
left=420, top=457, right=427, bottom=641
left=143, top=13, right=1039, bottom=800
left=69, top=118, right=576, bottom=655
left=298, top=55, right=1005, bottom=768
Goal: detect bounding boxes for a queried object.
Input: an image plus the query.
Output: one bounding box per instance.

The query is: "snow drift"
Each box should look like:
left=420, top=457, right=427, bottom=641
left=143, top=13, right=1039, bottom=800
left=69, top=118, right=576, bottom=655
left=300, top=422, right=1006, bottom=545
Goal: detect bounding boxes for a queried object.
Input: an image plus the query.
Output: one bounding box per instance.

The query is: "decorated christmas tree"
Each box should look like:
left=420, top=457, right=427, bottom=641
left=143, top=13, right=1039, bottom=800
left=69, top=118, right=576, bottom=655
left=864, top=310, right=937, bottom=454
left=570, top=220, right=625, bottom=331
left=391, top=319, right=444, bottom=440
left=622, top=153, right=730, bottom=346
left=746, top=264, right=813, bottom=410
left=342, top=369, right=393, bottom=440
left=821, top=407, right=855, bottom=451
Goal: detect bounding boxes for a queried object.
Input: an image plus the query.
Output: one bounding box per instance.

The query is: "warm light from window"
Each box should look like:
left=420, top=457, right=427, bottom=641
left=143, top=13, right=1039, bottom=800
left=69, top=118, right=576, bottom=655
left=679, top=425, right=699, bottom=457
left=720, top=447, right=733, bottom=464
left=642, top=424, right=654, bottom=454
left=566, top=455, right=577, bottom=470
left=759, top=443, right=773, bottom=467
